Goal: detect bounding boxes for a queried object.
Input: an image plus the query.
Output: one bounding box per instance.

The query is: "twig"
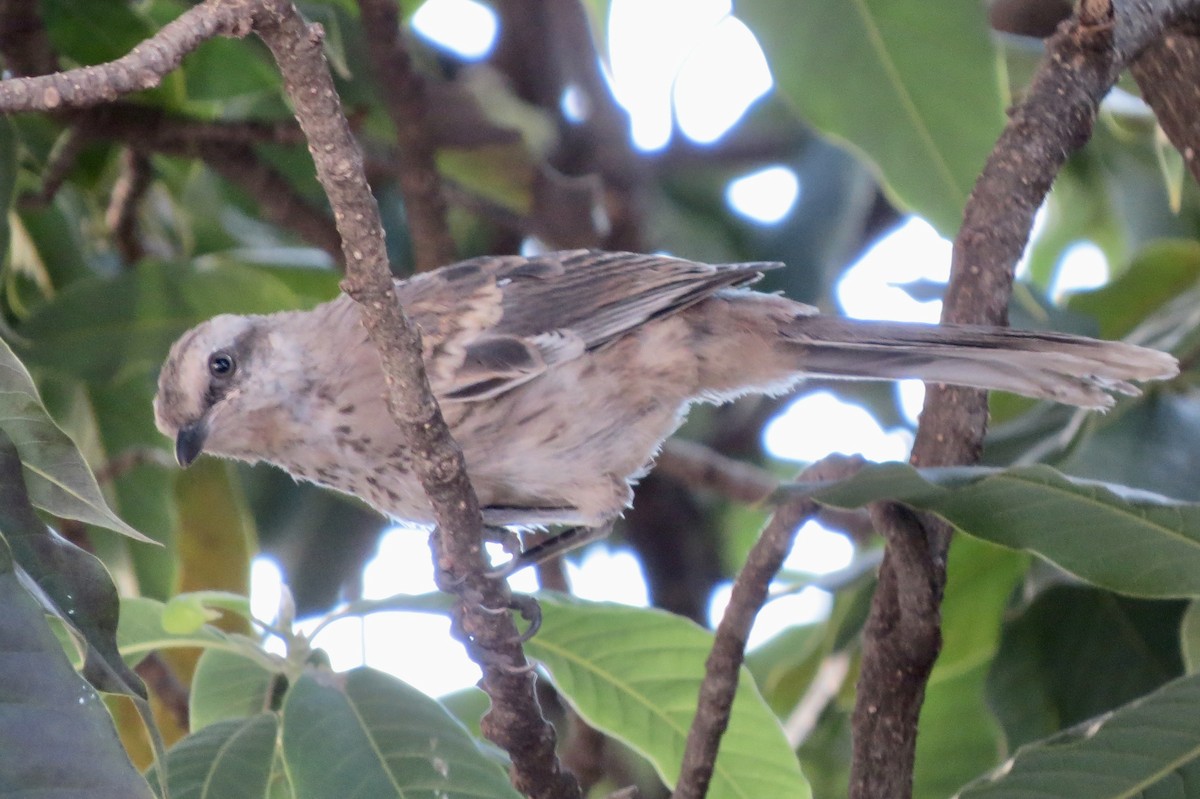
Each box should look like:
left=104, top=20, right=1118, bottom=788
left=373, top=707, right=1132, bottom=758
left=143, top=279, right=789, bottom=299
left=849, top=3, right=1200, bottom=797
left=94, top=447, right=176, bottom=485
left=243, top=2, right=578, bottom=796
left=197, top=141, right=344, bottom=259
left=23, top=125, right=86, bottom=206
left=357, top=0, right=456, bottom=272
left=134, top=651, right=190, bottom=731
left=671, top=454, right=862, bottom=799
left=656, top=439, right=876, bottom=543
left=655, top=439, right=777, bottom=505
left=784, top=650, right=852, bottom=748
left=106, top=148, right=153, bottom=265
left=0, top=3, right=248, bottom=113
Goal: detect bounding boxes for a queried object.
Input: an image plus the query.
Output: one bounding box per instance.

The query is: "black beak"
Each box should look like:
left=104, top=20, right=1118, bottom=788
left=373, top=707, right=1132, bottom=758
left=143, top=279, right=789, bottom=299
left=175, top=421, right=208, bottom=467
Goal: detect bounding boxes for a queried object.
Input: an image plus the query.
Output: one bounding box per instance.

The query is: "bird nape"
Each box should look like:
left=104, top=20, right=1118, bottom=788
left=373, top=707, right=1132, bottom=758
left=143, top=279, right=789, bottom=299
left=154, top=250, right=1178, bottom=568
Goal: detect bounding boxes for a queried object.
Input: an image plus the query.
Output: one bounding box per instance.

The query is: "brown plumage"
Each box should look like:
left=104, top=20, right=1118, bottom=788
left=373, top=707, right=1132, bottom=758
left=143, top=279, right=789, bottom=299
left=154, top=250, right=1178, bottom=527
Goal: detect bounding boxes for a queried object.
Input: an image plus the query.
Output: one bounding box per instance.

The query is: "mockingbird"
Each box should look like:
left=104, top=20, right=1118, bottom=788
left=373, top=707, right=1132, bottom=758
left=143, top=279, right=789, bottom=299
left=155, top=250, right=1177, bottom=542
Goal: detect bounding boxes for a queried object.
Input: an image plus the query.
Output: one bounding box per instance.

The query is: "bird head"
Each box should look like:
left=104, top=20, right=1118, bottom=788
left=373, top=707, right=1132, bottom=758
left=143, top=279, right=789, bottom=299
left=154, top=314, right=277, bottom=467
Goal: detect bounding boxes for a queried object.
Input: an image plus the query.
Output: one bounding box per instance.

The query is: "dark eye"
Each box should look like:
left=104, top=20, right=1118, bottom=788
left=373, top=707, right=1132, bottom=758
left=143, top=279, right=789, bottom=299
left=208, top=352, right=235, bottom=378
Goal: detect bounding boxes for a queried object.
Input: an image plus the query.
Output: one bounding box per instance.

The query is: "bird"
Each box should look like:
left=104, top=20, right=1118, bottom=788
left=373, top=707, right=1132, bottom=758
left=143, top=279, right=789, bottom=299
left=154, top=249, right=1178, bottom=537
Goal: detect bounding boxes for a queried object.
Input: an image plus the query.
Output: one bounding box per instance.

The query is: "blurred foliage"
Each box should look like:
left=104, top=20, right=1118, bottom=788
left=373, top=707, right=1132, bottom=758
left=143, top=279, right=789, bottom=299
left=2, top=1, right=1200, bottom=798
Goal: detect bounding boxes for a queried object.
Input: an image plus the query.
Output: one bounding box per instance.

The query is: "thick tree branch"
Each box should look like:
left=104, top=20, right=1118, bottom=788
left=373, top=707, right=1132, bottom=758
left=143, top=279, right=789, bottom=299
left=849, top=3, right=1200, bottom=797
left=1131, top=27, right=1200, bottom=185
left=357, top=0, right=456, bottom=272
left=243, top=2, right=577, bottom=796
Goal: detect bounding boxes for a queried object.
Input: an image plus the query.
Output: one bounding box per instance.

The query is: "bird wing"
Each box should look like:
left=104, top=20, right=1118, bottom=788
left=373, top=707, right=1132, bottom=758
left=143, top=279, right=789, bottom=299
left=395, top=250, right=781, bottom=401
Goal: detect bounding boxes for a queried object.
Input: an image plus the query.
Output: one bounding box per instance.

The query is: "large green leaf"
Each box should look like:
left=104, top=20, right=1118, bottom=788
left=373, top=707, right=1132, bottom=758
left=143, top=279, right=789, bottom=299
left=0, top=429, right=146, bottom=696
left=914, top=537, right=1024, bottom=798
left=148, top=713, right=279, bottom=799
left=116, top=597, right=273, bottom=670
left=0, top=534, right=154, bottom=799
left=986, top=586, right=1184, bottom=750
left=791, top=462, right=1200, bottom=598
left=1069, top=239, right=1200, bottom=339
left=959, top=671, right=1200, bottom=798
left=190, top=648, right=278, bottom=732
left=526, top=593, right=811, bottom=799
left=0, top=336, right=147, bottom=539
left=739, top=0, right=1004, bottom=235
left=280, top=668, right=521, bottom=799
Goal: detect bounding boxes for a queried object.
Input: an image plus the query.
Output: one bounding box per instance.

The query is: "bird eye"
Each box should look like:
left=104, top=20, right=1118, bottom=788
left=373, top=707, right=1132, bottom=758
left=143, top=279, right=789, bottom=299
left=208, top=352, right=235, bottom=378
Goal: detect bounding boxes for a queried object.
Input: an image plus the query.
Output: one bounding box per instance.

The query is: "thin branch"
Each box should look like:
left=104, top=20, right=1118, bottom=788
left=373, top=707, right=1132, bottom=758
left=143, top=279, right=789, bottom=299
left=44, top=103, right=341, bottom=256
left=22, top=125, right=86, bottom=206
left=243, top=1, right=578, bottom=796
left=94, top=447, right=175, bottom=485
left=79, top=101, right=307, bottom=148
left=655, top=439, right=876, bottom=543
left=134, top=652, right=190, bottom=731
left=0, top=3, right=248, bottom=113
left=672, top=454, right=863, bottom=799
left=655, top=439, right=776, bottom=505
left=106, top=148, right=154, bottom=265
left=849, top=2, right=1200, bottom=796
left=197, top=141, right=344, bottom=259
left=357, top=0, right=456, bottom=271
left=784, top=650, right=852, bottom=748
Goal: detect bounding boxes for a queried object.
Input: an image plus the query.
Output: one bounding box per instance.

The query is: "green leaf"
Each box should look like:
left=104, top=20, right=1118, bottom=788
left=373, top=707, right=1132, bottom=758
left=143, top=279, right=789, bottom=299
left=913, top=537, right=1024, bottom=798
left=959, top=671, right=1200, bottom=798
left=1182, top=600, right=1200, bottom=675
left=164, top=591, right=254, bottom=634
left=149, top=713, right=279, bottom=799
left=790, top=462, right=1200, bottom=598
left=1069, top=239, right=1200, bottom=338
left=1056, top=392, right=1200, bottom=501
left=740, top=0, right=1004, bottom=235
left=0, top=428, right=146, bottom=696
left=0, top=336, right=148, bottom=540
left=0, top=534, right=155, bottom=798
left=18, top=260, right=336, bottom=383
left=281, top=668, right=522, bottom=799
left=986, top=586, right=1184, bottom=750
left=526, top=593, right=811, bottom=799
left=117, top=597, right=273, bottom=670
left=190, top=649, right=278, bottom=732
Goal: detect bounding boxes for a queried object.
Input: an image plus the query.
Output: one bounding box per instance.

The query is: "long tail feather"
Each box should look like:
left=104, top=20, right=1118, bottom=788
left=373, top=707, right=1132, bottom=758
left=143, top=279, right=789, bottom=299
left=785, top=317, right=1179, bottom=409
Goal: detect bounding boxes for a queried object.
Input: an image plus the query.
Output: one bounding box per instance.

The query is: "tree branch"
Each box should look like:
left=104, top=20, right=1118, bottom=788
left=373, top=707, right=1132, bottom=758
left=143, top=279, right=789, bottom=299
left=106, top=148, right=153, bottom=265
left=0, top=3, right=248, bottom=112
left=1131, top=26, right=1200, bottom=185
left=672, top=455, right=863, bottom=799
left=242, top=1, right=578, bottom=796
left=357, top=0, right=456, bottom=272
left=849, top=2, right=1200, bottom=796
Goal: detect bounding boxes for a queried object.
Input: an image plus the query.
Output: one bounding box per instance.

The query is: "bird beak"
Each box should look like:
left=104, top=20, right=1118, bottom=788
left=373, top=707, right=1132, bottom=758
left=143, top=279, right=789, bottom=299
left=175, top=421, right=208, bottom=467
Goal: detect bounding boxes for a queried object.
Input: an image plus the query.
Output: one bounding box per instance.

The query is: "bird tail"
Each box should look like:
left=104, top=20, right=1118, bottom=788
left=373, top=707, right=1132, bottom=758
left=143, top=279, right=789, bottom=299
left=783, top=316, right=1179, bottom=410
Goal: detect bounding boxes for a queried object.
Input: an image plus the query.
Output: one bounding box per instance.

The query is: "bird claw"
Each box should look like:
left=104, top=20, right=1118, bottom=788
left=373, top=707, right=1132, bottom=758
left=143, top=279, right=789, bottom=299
left=479, top=593, right=542, bottom=643
left=484, top=525, right=524, bottom=558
